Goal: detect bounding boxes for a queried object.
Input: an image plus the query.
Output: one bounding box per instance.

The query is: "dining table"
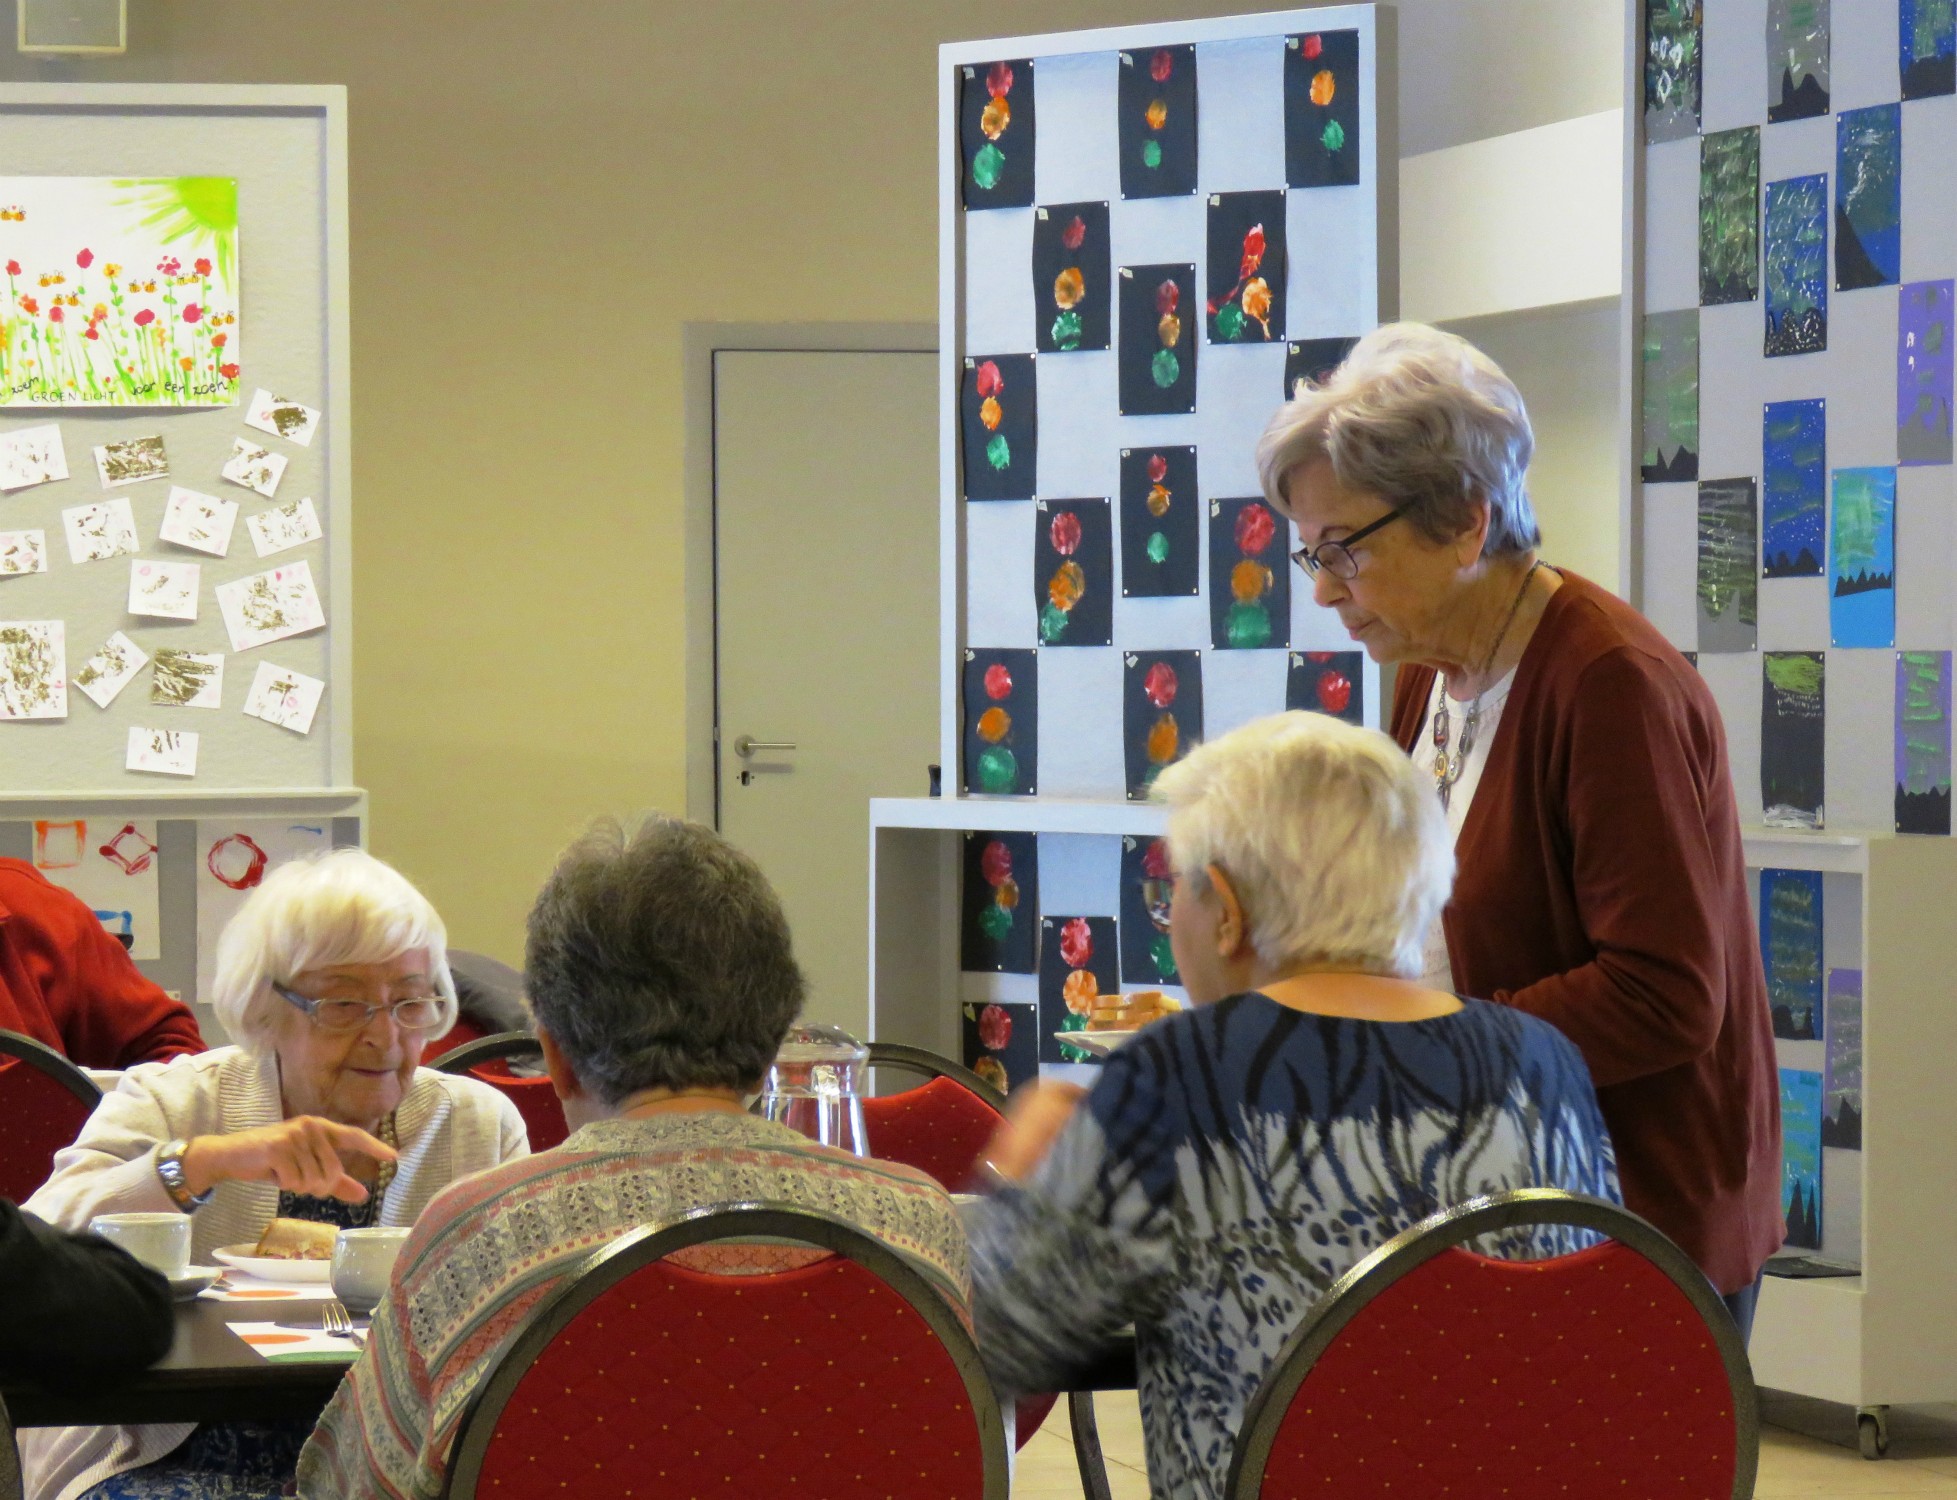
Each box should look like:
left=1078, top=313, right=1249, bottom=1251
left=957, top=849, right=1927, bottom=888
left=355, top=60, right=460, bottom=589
left=0, top=1296, right=1141, bottom=1430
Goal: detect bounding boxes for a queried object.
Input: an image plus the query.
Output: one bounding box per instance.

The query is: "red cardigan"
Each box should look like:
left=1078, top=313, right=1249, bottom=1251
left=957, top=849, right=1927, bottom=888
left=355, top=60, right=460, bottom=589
left=1391, top=571, right=1782, bottom=1294
left=0, top=860, right=203, bottom=1067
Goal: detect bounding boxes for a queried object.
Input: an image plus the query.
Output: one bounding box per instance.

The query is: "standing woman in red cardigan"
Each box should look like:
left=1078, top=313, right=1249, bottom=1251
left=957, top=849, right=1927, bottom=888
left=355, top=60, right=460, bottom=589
left=1255, top=322, right=1782, bottom=1338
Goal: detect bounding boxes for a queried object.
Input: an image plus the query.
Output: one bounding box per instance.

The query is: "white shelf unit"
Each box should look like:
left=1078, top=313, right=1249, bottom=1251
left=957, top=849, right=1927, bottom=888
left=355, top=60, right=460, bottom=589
left=1739, top=828, right=1957, bottom=1409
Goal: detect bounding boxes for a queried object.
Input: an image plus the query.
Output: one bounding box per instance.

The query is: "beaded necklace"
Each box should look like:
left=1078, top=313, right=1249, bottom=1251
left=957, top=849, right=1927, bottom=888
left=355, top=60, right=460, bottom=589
left=1431, top=561, right=1543, bottom=811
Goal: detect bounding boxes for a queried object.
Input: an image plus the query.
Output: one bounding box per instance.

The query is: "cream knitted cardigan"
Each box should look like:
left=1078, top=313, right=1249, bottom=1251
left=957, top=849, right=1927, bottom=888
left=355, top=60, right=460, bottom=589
left=21, top=1045, right=529, bottom=1500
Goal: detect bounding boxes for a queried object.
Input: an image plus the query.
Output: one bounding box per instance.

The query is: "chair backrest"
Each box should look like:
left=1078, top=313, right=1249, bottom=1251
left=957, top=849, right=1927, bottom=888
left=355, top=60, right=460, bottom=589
left=861, top=1043, right=1005, bottom=1194
left=1226, top=1189, right=1758, bottom=1500
left=442, top=1202, right=1009, bottom=1500
left=0, top=1030, right=100, bottom=1203
left=430, top=1031, right=568, bottom=1151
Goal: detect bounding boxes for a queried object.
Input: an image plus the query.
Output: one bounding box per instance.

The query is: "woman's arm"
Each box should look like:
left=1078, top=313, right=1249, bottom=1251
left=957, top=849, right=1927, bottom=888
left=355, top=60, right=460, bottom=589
left=0, top=1200, right=173, bottom=1384
left=1495, top=648, right=1739, bottom=1087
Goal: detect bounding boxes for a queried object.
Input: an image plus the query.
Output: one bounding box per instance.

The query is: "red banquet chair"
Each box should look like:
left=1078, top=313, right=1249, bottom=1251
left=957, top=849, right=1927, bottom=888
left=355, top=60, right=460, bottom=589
left=440, top=1202, right=1010, bottom=1500
left=1226, top=1188, right=1760, bottom=1500
left=0, top=1030, right=100, bottom=1203
left=431, top=1031, right=568, bottom=1151
left=862, top=1043, right=1109, bottom=1498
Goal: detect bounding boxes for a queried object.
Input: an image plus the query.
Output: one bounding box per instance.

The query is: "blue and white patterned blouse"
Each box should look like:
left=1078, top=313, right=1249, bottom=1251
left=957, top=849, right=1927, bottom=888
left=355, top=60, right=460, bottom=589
left=968, top=992, right=1620, bottom=1499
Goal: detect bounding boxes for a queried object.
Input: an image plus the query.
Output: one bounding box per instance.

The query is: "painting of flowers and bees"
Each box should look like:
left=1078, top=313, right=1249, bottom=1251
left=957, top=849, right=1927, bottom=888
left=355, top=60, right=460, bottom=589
left=0, top=177, right=240, bottom=407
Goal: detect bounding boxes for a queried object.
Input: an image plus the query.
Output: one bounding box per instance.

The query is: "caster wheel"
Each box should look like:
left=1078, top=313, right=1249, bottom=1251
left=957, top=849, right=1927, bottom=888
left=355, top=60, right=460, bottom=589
left=1858, top=1412, right=1890, bottom=1460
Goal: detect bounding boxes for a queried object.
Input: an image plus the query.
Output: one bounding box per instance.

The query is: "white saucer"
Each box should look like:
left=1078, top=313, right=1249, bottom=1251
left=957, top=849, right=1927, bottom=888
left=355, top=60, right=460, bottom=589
left=169, top=1265, right=223, bottom=1301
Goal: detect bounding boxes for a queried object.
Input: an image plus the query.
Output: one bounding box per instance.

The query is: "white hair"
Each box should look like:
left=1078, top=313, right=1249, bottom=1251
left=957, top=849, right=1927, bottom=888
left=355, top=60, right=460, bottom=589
left=1256, top=321, right=1540, bottom=558
left=211, top=847, right=457, bottom=1053
left=1152, top=711, right=1454, bottom=978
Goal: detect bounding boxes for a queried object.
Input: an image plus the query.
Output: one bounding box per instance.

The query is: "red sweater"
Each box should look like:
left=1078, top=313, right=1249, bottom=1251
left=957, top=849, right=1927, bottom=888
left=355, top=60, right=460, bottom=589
left=0, top=860, right=203, bottom=1067
left=1391, top=571, right=1782, bottom=1294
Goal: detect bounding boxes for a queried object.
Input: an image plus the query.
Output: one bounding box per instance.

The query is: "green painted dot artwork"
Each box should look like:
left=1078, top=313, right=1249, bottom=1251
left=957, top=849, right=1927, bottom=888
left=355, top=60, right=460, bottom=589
left=1214, top=301, right=1245, bottom=341
left=1039, top=602, right=1072, bottom=643
left=972, top=143, right=1006, bottom=190
left=1151, top=348, right=1180, bottom=389
left=985, top=433, right=1012, bottom=471
left=1141, top=139, right=1163, bottom=169
left=1226, top=601, right=1273, bottom=648
left=1321, top=119, right=1346, bottom=154
left=979, top=902, right=1014, bottom=942
left=1051, top=308, right=1084, bottom=350
left=1148, top=931, right=1178, bottom=979
left=977, top=745, right=1019, bottom=793
left=1145, top=531, right=1170, bottom=564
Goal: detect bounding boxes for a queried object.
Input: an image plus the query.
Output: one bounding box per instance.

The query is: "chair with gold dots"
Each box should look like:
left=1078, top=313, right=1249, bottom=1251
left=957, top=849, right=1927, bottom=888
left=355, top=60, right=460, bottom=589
left=440, top=1201, right=1010, bottom=1499
left=0, top=1030, right=99, bottom=1204
left=1226, top=1188, right=1759, bottom=1499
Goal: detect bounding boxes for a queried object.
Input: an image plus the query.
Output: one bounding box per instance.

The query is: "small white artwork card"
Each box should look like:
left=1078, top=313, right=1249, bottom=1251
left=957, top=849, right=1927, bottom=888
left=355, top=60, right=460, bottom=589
left=0, top=425, right=68, bottom=492
left=158, top=486, right=238, bottom=557
left=149, top=649, right=223, bottom=709
left=63, top=499, right=138, bottom=563
left=0, top=530, right=48, bottom=575
left=72, top=631, right=147, bottom=709
left=31, top=816, right=163, bottom=961
left=215, top=561, right=324, bottom=652
left=220, top=439, right=286, bottom=499
left=0, top=620, right=66, bottom=719
left=242, top=661, right=324, bottom=735
left=246, top=498, right=322, bottom=558
left=243, top=391, right=321, bottom=448
left=128, top=559, right=200, bottom=621
left=126, top=726, right=197, bottom=777
left=93, top=436, right=169, bottom=488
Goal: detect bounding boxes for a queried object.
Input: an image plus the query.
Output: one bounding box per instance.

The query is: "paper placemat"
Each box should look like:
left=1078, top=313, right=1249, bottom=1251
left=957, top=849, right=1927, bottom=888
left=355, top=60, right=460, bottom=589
left=227, top=1320, right=362, bottom=1362
left=201, top=1271, right=339, bottom=1304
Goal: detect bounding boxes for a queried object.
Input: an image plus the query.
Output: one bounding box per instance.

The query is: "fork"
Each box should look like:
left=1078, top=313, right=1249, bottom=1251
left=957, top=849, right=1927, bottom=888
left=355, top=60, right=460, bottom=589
left=319, top=1300, right=355, bottom=1337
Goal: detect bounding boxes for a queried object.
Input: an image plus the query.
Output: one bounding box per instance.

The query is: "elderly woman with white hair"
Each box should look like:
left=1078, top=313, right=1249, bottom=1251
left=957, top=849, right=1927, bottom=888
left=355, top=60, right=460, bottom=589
left=1257, top=322, right=1780, bottom=1340
left=967, top=711, right=1617, bottom=1500
left=23, top=848, right=527, bottom=1500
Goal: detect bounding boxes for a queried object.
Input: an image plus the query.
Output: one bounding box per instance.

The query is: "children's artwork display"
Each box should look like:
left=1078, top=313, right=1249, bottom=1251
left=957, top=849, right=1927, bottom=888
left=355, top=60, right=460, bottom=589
left=962, top=648, right=1037, bottom=795
left=1124, top=650, right=1202, bottom=800
left=1898, top=281, right=1955, bottom=466
left=1118, top=835, right=1178, bottom=986
left=1696, top=478, right=1757, bottom=653
left=0, top=621, right=66, bottom=720
left=1902, top=0, right=1957, bottom=98
left=1039, top=914, right=1118, bottom=1064
left=1895, top=650, right=1953, bottom=834
left=1645, top=0, right=1703, bottom=142
left=1118, top=447, right=1199, bottom=598
left=1119, top=45, right=1196, bottom=199
left=960, top=830, right=1039, bottom=973
left=1762, top=651, right=1826, bottom=828
left=0, top=177, right=240, bottom=407
left=1835, top=106, right=1901, bottom=292
left=1823, top=968, right=1863, bottom=1150
left=963, top=1001, right=1037, bottom=1093
left=1766, top=0, right=1830, bottom=121
left=1780, top=1067, right=1823, bottom=1250
left=241, top=662, right=324, bottom=736
left=1699, top=128, right=1760, bottom=306
left=1034, top=500, right=1113, bottom=646
left=1828, top=468, right=1896, bottom=649
left=31, top=816, right=161, bottom=959
left=1762, top=399, right=1825, bottom=577
left=948, top=10, right=1382, bottom=809
left=1641, top=310, right=1700, bottom=482
left=1763, top=175, right=1827, bottom=356
left=1760, top=866, right=1823, bottom=1040
left=1286, top=650, right=1363, bottom=723
left=1208, top=498, right=1289, bottom=650
left=194, top=819, right=330, bottom=1003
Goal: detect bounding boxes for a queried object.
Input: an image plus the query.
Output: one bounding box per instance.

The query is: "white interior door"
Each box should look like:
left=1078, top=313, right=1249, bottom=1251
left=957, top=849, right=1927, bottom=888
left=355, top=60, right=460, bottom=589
left=713, top=348, right=939, bottom=1039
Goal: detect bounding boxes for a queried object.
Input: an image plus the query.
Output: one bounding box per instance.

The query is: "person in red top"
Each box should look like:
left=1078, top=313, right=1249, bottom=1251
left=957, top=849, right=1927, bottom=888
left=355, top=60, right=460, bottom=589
left=1254, top=322, right=1782, bottom=1339
left=0, top=859, right=203, bottom=1066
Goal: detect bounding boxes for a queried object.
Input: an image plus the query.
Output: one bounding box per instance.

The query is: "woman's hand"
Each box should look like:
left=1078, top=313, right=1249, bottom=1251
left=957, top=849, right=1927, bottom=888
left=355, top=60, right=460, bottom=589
left=178, top=1117, right=398, bottom=1203
left=983, top=1080, right=1088, bottom=1184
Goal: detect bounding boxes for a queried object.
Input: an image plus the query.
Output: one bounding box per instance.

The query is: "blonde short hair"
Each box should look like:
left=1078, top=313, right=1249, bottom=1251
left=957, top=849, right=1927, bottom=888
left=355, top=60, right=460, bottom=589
left=1152, top=711, right=1453, bottom=977
left=1256, top=322, right=1539, bottom=557
left=210, top=848, right=456, bottom=1053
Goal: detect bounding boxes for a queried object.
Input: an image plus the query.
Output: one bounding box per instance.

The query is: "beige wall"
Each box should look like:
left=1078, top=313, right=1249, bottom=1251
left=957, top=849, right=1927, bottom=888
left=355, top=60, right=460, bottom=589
left=1, top=0, right=1623, bottom=964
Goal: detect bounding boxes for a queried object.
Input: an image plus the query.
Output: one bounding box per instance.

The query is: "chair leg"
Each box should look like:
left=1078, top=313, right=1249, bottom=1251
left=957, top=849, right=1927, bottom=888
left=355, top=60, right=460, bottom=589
left=1068, top=1391, right=1115, bottom=1500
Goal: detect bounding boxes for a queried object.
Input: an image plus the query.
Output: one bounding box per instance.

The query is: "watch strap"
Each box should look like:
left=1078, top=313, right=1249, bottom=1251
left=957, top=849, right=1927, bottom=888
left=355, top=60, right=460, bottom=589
left=155, top=1137, right=212, bottom=1211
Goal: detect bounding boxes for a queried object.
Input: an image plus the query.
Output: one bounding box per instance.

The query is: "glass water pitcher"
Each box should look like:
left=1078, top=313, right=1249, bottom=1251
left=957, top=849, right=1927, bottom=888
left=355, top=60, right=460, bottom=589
left=755, top=1023, right=870, bottom=1156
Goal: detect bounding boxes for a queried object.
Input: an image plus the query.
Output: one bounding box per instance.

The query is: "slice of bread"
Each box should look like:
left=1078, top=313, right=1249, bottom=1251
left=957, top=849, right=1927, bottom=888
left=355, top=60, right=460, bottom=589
left=252, top=1216, right=340, bottom=1261
left=1086, top=990, right=1182, bottom=1031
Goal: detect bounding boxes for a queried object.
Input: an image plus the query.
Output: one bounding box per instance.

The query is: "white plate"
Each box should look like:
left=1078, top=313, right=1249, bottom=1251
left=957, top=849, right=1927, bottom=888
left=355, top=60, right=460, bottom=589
left=169, top=1265, right=223, bottom=1301
left=1051, top=1030, right=1140, bottom=1057
left=212, top=1244, right=335, bottom=1284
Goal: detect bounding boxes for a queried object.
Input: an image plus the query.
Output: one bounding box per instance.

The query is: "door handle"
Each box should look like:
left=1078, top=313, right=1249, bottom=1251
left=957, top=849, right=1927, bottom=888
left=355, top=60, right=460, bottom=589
left=734, top=736, right=798, bottom=759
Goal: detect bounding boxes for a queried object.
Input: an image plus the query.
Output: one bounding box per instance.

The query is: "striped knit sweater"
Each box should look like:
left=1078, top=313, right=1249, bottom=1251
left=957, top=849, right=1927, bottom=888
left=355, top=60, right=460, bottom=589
left=296, top=1110, right=969, bottom=1500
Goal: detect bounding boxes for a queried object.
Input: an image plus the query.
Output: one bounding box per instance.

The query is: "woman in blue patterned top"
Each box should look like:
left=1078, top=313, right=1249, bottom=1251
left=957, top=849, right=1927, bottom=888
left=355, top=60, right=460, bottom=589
left=968, top=711, right=1620, bottom=1498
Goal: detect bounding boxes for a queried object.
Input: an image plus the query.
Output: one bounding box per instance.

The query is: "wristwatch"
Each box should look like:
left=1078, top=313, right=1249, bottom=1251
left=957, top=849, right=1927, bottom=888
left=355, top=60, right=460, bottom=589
left=155, top=1138, right=212, bottom=1211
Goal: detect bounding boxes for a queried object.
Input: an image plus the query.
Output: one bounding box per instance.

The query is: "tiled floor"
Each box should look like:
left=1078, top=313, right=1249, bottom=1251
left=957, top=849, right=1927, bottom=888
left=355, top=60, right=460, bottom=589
left=1011, top=1391, right=1957, bottom=1497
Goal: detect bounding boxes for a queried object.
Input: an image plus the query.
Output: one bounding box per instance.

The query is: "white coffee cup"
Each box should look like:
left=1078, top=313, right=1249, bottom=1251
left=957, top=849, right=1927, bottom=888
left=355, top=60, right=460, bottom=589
left=331, top=1227, right=411, bottom=1313
left=90, top=1211, right=191, bottom=1278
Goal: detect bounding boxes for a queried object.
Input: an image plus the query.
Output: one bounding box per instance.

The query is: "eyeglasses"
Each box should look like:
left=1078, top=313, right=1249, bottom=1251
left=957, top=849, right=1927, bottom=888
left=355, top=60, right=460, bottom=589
left=1290, top=503, right=1410, bottom=580
left=273, top=983, right=447, bottom=1033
